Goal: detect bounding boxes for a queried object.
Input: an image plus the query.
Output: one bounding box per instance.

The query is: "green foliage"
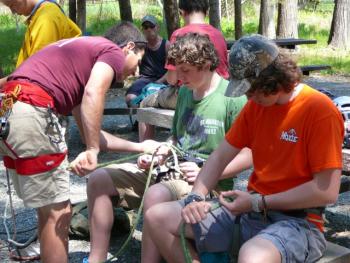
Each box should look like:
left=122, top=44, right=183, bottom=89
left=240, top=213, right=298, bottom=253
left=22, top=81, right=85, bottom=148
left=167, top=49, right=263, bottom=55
left=0, top=15, right=25, bottom=75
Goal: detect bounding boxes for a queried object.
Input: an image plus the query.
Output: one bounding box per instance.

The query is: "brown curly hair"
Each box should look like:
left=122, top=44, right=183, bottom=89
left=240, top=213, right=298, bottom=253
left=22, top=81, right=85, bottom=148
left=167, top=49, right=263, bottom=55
left=167, top=32, right=219, bottom=71
left=247, top=53, right=302, bottom=96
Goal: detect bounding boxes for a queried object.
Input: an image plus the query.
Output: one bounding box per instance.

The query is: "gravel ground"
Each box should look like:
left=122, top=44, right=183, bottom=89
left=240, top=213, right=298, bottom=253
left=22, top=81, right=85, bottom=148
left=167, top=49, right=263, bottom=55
left=0, top=75, right=350, bottom=262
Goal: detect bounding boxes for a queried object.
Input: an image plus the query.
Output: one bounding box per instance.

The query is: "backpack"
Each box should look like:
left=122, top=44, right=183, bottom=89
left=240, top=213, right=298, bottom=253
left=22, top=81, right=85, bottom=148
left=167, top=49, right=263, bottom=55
left=130, top=82, right=167, bottom=106
left=69, top=201, right=134, bottom=239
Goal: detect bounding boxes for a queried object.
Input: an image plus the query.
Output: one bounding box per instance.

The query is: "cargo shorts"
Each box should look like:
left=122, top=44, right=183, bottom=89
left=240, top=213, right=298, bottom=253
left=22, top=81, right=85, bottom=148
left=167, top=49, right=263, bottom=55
left=104, top=163, right=193, bottom=209
left=0, top=101, right=69, bottom=208
left=180, top=202, right=327, bottom=263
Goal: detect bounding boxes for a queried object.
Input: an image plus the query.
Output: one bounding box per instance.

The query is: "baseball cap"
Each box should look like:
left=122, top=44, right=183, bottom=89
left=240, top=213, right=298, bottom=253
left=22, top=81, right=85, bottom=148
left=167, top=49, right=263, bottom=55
left=141, top=15, right=157, bottom=26
left=225, top=34, right=279, bottom=97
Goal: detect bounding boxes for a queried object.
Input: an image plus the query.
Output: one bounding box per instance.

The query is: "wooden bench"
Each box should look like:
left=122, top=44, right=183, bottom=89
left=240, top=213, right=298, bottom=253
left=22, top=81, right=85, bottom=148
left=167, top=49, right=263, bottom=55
left=226, top=38, right=317, bottom=51
left=317, top=242, right=350, bottom=262
left=136, top=107, right=174, bottom=129
left=68, top=108, right=136, bottom=116
left=226, top=38, right=331, bottom=75
left=300, top=65, right=332, bottom=75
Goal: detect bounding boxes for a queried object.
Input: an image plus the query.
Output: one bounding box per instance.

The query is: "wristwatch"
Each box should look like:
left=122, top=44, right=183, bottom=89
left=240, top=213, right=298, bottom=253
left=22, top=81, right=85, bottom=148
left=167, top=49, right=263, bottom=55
left=184, top=192, right=205, bottom=206
left=251, top=193, right=262, bottom=213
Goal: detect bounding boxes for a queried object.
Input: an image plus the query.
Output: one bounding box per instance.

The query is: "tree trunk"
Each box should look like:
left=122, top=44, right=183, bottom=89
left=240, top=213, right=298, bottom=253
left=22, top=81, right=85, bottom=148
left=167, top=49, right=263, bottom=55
left=277, top=0, right=298, bottom=38
left=234, top=0, right=243, bottom=39
left=209, top=0, right=221, bottom=30
left=118, top=0, right=133, bottom=22
left=77, top=0, right=86, bottom=33
left=163, top=0, right=180, bottom=39
left=328, top=0, right=350, bottom=50
left=259, top=0, right=276, bottom=39
left=69, top=0, right=77, bottom=23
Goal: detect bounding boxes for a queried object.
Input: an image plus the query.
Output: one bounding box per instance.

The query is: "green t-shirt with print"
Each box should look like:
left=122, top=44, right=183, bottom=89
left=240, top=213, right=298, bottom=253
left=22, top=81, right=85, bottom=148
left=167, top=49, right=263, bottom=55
left=172, top=77, right=247, bottom=191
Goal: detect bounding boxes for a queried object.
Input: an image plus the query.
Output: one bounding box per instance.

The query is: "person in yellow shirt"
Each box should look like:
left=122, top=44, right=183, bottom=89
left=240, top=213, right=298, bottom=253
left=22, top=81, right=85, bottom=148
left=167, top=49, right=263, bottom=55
left=1, top=0, right=81, bottom=67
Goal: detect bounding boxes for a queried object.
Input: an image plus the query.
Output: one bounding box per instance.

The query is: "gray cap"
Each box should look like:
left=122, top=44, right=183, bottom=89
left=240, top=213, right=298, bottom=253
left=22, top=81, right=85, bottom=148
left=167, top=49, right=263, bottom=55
left=141, top=15, right=157, bottom=26
left=226, top=34, right=279, bottom=97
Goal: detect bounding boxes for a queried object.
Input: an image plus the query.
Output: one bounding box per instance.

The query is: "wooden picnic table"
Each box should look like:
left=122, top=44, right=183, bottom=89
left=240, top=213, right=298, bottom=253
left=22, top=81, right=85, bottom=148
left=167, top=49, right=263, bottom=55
left=226, top=38, right=317, bottom=50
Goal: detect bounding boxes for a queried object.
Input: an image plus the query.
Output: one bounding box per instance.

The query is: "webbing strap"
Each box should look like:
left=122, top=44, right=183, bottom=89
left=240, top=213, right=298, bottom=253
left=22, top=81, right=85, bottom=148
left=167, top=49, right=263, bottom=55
left=230, top=215, right=241, bottom=263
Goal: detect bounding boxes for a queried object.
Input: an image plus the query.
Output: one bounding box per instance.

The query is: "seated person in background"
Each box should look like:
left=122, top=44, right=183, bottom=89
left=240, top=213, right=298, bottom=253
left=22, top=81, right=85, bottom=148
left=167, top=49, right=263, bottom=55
left=144, top=34, right=344, bottom=263
left=86, top=33, right=249, bottom=263
left=139, top=0, right=228, bottom=141
left=125, top=15, right=170, bottom=107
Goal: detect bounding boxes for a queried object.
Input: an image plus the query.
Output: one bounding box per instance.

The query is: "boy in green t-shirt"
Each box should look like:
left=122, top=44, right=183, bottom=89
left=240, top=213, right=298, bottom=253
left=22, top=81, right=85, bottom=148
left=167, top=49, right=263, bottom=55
left=85, top=33, right=250, bottom=263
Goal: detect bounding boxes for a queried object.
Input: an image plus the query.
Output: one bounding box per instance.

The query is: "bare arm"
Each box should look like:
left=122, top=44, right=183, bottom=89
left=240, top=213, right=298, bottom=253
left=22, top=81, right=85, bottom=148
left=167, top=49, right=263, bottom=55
left=191, top=139, right=241, bottom=197
left=0, top=76, right=8, bottom=88
left=80, top=62, right=113, bottom=151
left=264, top=168, right=341, bottom=210
left=69, top=62, right=114, bottom=175
left=221, top=147, right=253, bottom=179
left=155, top=40, right=172, bottom=84
left=165, top=70, right=178, bottom=86
left=73, top=105, right=160, bottom=154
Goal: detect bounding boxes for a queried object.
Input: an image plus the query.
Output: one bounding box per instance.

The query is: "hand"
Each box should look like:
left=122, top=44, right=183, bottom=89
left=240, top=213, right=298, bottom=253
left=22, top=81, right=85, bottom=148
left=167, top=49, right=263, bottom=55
left=219, top=190, right=253, bottom=215
left=69, top=148, right=98, bottom=177
left=137, top=154, right=156, bottom=169
left=140, top=140, right=161, bottom=153
left=179, top=162, right=200, bottom=183
left=181, top=201, right=212, bottom=224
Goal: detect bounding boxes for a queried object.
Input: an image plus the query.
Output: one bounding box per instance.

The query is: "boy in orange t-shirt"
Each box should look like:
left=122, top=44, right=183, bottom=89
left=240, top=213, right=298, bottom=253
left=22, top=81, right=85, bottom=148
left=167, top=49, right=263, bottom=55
left=144, top=35, right=344, bottom=263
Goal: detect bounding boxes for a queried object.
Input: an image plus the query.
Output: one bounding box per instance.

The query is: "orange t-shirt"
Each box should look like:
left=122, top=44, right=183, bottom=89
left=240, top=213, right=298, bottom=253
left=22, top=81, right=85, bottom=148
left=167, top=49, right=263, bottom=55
left=226, top=84, right=344, bottom=195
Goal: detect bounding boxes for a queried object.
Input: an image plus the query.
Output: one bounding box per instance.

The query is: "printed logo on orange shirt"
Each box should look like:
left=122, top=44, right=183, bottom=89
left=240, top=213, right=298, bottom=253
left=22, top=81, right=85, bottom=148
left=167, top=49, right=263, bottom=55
left=280, top=129, right=298, bottom=143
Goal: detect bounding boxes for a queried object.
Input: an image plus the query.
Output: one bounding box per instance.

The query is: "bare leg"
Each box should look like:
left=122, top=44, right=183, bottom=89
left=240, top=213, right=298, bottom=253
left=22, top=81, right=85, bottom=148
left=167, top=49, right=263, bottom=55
left=87, top=169, right=119, bottom=263
left=238, top=236, right=281, bottom=263
left=145, top=201, right=200, bottom=263
left=125, top=94, right=137, bottom=107
left=37, top=200, right=71, bottom=263
left=141, top=184, right=173, bottom=263
left=138, top=122, right=155, bottom=141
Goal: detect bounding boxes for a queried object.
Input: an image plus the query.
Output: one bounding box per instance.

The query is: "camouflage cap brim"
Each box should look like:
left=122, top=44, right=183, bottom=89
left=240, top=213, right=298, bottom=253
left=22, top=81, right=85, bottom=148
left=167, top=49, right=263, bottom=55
left=225, top=78, right=251, bottom=97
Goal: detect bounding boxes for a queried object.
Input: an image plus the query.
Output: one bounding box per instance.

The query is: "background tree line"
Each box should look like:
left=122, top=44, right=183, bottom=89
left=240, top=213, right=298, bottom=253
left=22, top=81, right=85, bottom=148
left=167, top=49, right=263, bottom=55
left=65, top=0, right=349, bottom=50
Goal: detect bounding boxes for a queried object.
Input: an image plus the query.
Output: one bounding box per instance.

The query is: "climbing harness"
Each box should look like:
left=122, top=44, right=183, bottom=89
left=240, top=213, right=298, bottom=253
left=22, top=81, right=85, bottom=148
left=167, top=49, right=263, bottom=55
left=0, top=85, right=21, bottom=140
left=46, top=105, right=64, bottom=144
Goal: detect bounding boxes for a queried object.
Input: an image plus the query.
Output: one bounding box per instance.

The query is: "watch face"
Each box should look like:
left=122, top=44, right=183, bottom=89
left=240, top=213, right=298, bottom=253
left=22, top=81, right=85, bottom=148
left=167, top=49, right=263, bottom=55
left=184, top=194, right=203, bottom=206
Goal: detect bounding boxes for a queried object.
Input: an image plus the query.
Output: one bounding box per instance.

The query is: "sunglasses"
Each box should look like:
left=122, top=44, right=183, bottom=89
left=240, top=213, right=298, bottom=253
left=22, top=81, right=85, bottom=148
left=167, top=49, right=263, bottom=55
left=142, top=24, right=156, bottom=30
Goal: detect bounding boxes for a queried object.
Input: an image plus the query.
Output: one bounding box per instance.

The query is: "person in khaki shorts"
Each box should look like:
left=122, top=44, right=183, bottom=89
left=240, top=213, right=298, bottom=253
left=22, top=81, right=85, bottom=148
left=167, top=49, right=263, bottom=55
left=86, top=33, right=250, bottom=263
left=0, top=22, right=152, bottom=263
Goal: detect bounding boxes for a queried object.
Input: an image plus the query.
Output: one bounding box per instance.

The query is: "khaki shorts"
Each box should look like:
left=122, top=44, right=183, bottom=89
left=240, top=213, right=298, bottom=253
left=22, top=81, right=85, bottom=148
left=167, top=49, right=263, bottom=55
left=104, top=163, right=193, bottom=209
left=9, top=158, right=70, bottom=208
left=0, top=101, right=67, bottom=158
left=140, top=86, right=178, bottom=110
left=0, top=101, right=69, bottom=208
left=160, top=179, right=193, bottom=200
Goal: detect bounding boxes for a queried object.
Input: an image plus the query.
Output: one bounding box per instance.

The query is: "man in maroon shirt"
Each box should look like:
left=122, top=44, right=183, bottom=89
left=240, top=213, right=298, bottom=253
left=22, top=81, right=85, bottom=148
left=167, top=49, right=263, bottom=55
left=0, top=21, right=155, bottom=263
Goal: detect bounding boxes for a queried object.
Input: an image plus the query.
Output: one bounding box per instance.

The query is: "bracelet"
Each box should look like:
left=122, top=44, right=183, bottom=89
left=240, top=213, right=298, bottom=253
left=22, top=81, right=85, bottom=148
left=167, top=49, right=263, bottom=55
left=251, top=193, right=262, bottom=213
left=184, top=192, right=205, bottom=206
